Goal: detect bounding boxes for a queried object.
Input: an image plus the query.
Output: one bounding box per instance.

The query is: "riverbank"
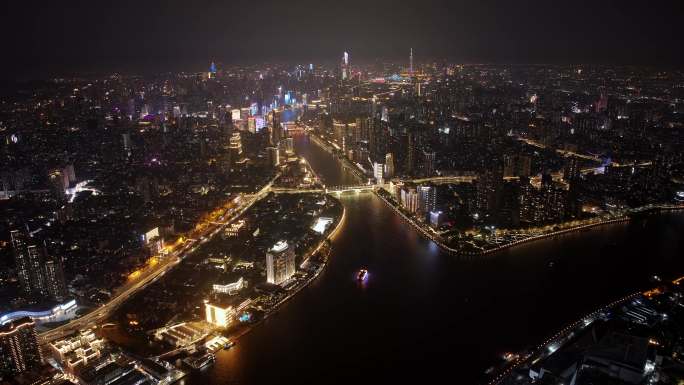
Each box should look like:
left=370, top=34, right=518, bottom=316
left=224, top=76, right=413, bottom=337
left=220, top=198, right=347, bottom=346
left=375, top=188, right=684, bottom=257
left=487, top=290, right=642, bottom=385
left=490, top=271, right=684, bottom=384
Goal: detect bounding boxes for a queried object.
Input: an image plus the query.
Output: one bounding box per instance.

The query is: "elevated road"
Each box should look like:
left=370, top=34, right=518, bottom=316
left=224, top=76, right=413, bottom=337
left=39, top=176, right=278, bottom=343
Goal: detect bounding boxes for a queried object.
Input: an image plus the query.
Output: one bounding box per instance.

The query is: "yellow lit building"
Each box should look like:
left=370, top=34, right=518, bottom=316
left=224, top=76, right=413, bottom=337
left=205, top=302, right=235, bottom=328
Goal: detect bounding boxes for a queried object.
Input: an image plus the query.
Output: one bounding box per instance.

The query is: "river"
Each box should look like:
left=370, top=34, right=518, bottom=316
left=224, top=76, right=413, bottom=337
left=184, top=134, right=684, bottom=384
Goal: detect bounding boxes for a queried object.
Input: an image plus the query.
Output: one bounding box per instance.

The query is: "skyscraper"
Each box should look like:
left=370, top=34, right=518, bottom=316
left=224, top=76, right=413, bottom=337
left=229, top=132, right=243, bottom=162
left=401, top=187, right=420, bottom=213
left=373, top=162, right=384, bottom=184
left=423, top=151, right=436, bottom=177
left=10, top=230, right=46, bottom=299
left=44, top=257, right=67, bottom=302
left=10, top=229, right=66, bottom=302
left=341, top=51, right=350, bottom=81
left=418, top=185, right=437, bottom=214
left=0, top=317, right=42, bottom=375
left=269, top=110, right=281, bottom=146
left=266, top=241, right=295, bottom=285
left=384, top=153, right=395, bottom=178
left=406, top=132, right=417, bottom=176
left=409, top=48, right=414, bottom=76
left=476, top=159, right=504, bottom=216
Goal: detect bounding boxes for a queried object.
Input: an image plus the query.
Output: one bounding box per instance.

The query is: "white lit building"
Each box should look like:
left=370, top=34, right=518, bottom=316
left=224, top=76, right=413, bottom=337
left=373, top=162, right=384, bottom=184
left=401, top=187, right=419, bottom=213
left=212, top=277, right=246, bottom=294
left=266, top=240, right=296, bottom=285
left=311, top=217, right=333, bottom=234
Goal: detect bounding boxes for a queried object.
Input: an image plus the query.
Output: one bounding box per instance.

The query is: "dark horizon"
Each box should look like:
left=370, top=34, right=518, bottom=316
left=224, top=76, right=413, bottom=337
left=2, top=0, right=683, bottom=80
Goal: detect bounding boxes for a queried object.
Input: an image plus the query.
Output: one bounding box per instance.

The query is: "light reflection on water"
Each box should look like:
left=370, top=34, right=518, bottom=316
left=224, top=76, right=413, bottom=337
left=183, top=135, right=684, bottom=385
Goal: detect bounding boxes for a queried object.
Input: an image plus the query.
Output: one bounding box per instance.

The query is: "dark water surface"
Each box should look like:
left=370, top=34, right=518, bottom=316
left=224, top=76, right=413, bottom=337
left=185, top=135, right=684, bottom=384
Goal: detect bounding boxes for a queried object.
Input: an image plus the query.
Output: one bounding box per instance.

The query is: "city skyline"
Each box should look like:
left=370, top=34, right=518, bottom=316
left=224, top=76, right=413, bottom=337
left=1, top=2, right=683, bottom=384
left=1, top=0, right=684, bottom=79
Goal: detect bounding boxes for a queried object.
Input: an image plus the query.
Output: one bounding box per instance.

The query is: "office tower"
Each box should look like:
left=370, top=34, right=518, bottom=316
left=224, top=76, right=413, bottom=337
left=418, top=185, right=437, bottom=214
left=269, top=111, right=281, bottom=146
left=266, top=241, right=295, bottom=285
left=10, top=230, right=47, bottom=299
left=267, top=147, right=280, bottom=167
left=341, top=51, right=349, bottom=81
left=423, top=151, right=435, bottom=176
left=373, top=162, right=384, bottom=184
left=384, top=153, right=395, bottom=178
left=229, top=132, right=243, bottom=159
left=0, top=317, right=42, bottom=374
left=44, top=257, right=67, bottom=302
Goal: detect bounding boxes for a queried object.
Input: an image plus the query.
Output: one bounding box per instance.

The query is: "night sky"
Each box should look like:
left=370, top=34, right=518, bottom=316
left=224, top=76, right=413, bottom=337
left=1, top=0, right=682, bottom=79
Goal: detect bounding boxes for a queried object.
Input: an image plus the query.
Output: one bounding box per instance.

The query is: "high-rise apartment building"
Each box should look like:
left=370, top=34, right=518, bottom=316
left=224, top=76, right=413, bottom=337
left=0, top=317, right=42, bottom=375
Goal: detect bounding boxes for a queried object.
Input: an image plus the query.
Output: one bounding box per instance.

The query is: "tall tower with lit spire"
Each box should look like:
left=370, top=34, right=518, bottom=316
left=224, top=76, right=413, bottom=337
left=409, top=48, right=413, bottom=77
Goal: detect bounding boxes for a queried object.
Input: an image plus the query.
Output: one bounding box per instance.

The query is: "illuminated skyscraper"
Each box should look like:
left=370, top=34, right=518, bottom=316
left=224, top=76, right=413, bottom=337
left=10, top=230, right=66, bottom=302
left=266, top=241, right=295, bottom=285
left=418, top=185, right=437, bottom=214
left=401, top=187, right=420, bottom=213
left=341, top=51, right=350, bottom=81
left=10, top=230, right=47, bottom=299
left=409, top=48, right=413, bottom=76
left=0, top=317, right=42, bottom=374
left=373, top=162, right=384, bottom=184
left=269, top=110, right=281, bottom=146
left=384, top=153, right=395, bottom=178
left=44, top=257, right=67, bottom=302
left=229, top=132, right=243, bottom=159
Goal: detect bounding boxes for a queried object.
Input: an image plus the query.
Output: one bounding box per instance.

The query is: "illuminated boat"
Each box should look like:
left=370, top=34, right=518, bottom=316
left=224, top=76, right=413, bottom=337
left=357, top=269, right=368, bottom=281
